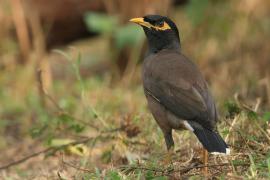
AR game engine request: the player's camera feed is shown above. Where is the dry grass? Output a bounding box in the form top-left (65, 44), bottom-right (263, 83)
top-left (0, 0), bottom-right (270, 179)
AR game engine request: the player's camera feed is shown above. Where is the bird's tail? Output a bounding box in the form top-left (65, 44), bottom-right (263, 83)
top-left (193, 127), bottom-right (230, 155)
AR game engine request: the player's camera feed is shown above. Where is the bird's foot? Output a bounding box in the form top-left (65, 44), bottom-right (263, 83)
top-left (162, 148), bottom-right (175, 165)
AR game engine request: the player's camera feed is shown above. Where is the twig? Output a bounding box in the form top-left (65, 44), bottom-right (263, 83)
top-left (225, 114), bottom-right (239, 142)
top-left (254, 98), bottom-right (261, 112)
top-left (37, 69), bottom-right (63, 112)
top-left (0, 140), bottom-right (87, 171)
top-left (0, 135), bottom-right (103, 171)
top-left (0, 147), bottom-right (53, 170)
top-left (119, 162), bottom-right (251, 176)
top-left (62, 159), bottom-right (93, 173)
top-left (119, 165), bottom-right (173, 176)
top-left (176, 163), bottom-right (250, 174)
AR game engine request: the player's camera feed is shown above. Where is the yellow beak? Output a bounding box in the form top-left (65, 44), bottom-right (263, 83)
top-left (129, 17), bottom-right (152, 28)
top-left (129, 17), bottom-right (145, 24)
top-left (129, 17), bottom-right (171, 31)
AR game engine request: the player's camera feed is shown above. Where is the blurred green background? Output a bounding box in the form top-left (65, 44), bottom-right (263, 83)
top-left (0, 0), bottom-right (270, 179)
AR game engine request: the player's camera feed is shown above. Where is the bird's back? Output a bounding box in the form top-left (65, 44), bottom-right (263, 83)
top-left (143, 49), bottom-right (218, 129)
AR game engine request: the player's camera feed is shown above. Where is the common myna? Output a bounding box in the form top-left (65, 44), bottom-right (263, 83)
top-left (130, 15), bottom-right (229, 155)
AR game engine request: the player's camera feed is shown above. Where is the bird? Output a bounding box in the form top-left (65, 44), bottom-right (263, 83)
top-left (129, 15), bottom-right (230, 157)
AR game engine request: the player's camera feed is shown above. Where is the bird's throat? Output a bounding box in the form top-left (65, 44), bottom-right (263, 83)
top-left (146, 33), bottom-right (181, 54)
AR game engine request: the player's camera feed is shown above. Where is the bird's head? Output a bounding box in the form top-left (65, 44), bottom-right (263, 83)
top-left (130, 15), bottom-right (181, 54)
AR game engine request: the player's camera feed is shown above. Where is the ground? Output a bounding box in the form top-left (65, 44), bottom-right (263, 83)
top-left (1, 0), bottom-right (270, 179)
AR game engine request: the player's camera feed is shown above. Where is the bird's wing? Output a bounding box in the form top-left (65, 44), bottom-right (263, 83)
top-left (143, 51), bottom-right (216, 129)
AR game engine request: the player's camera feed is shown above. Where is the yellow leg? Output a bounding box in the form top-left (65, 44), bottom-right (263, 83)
top-left (202, 148), bottom-right (208, 176)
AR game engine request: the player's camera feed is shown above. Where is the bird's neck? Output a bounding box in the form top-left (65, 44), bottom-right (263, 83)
top-left (147, 35), bottom-right (181, 54)
top-left (148, 41), bottom-right (181, 54)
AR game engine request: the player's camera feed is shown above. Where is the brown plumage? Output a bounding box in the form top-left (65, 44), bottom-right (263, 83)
top-left (130, 15), bottom-right (229, 154)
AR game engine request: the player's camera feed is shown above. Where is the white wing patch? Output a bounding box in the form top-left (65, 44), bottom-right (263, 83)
top-left (183, 121), bottom-right (194, 131)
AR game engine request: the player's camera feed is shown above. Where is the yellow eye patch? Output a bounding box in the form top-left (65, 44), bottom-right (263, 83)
top-left (130, 17), bottom-right (171, 31)
top-left (153, 22), bottom-right (171, 31)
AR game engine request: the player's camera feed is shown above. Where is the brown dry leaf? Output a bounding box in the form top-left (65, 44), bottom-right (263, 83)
top-left (121, 115), bottom-right (141, 138)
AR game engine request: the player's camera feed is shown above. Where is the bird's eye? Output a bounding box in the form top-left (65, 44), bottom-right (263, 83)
top-left (156, 21), bottom-right (164, 27)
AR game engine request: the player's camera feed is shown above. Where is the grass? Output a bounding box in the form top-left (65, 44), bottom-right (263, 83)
top-left (1, 0), bottom-right (270, 179)
top-left (0, 53), bottom-right (269, 179)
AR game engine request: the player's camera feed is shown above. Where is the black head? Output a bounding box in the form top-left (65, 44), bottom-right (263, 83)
top-left (130, 15), bottom-right (181, 54)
